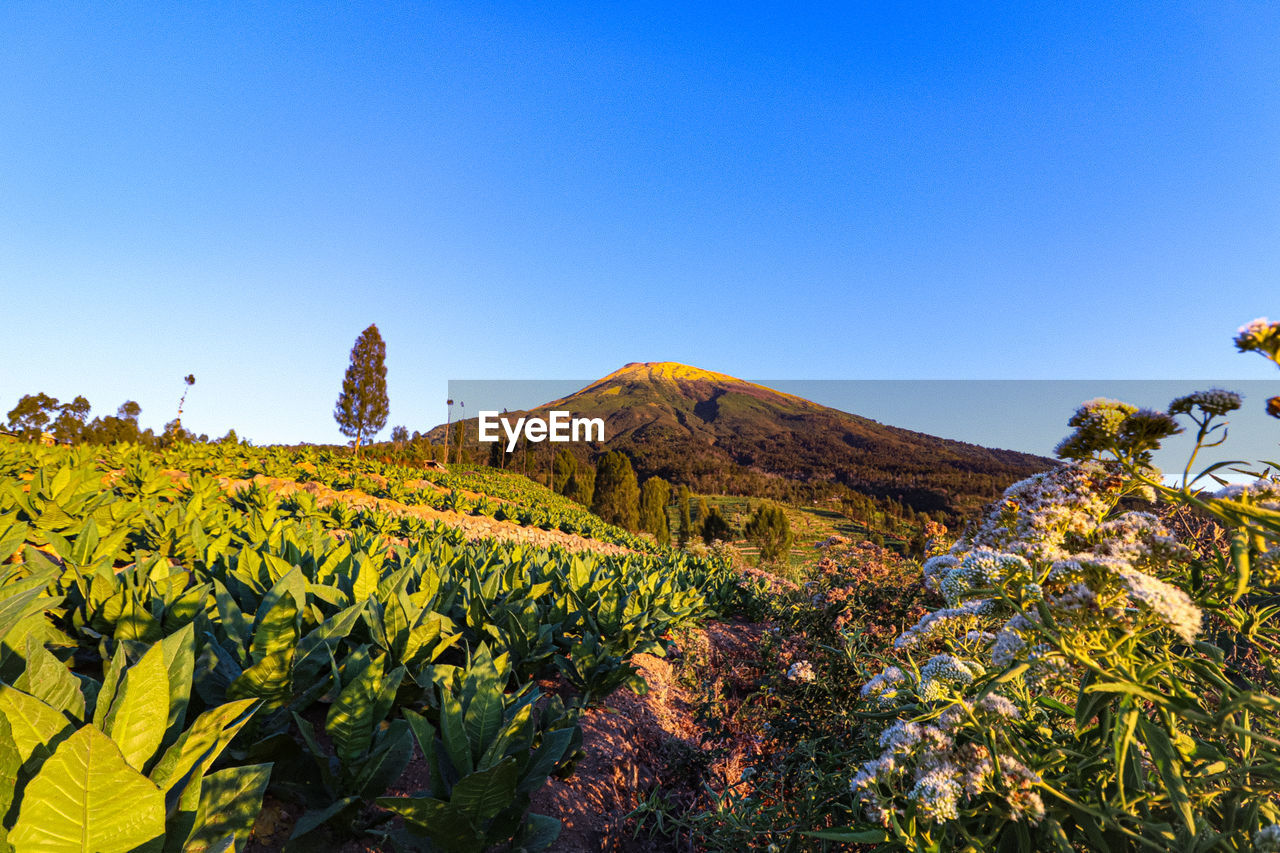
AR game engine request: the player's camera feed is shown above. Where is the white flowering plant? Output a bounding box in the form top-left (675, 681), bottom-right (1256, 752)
top-left (839, 323), bottom-right (1280, 852)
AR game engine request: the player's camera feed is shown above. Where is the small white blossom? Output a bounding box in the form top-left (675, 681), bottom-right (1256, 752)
top-left (1254, 824), bottom-right (1280, 852)
top-left (910, 765), bottom-right (962, 822)
top-left (976, 694), bottom-right (1020, 719)
top-left (786, 660), bottom-right (816, 683)
top-left (1116, 566), bottom-right (1202, 642)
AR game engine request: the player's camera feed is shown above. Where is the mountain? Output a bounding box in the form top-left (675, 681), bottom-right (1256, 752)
top-left (429, 362), bottom-right (1053, 519)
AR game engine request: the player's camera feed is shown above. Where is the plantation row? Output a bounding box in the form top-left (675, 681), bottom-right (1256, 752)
top-left (0, 442), bottom-right (744, 851)
top-left (66, 441), bottom-right (657, 551)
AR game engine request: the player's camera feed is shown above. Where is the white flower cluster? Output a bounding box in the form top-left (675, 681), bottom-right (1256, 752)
top-left (895, 600), bottom-right (989, 649)
top-left (1214, 477), bottom-right (1280, 511)
top-left (962, 462), bottom-right (1118, 563)
top-left (1114, 565), bottom-right (1202, 643)
top-left (918, 654), bottom-right (982, 702)
top-left (922, 554), bottom-right (959, 593)
top-left (1256, 824), bottom-right (1280, 853)
top-left (851, 699), bottom-right (1044, 827)
top-left (786, 660), bottom-right (816, 683)
top-left (1091, 512), bottom-right (1188, 560)
top-left (935, 551), bottom-right (1033, 607)
top-left (860, 666), bottom-right (909, 709)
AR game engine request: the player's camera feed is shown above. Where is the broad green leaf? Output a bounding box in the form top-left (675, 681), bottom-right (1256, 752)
top-left (516, 726), bottom-right (573, 794)
top-left (93, 643), bottom-right (127, 729)
top-left (293, 601), bottom-right (365, 684)
top-left (10, 725), bottom-right (165, 853)
top-left (161, 624), bottom-right (196, 747)
top-left (439, 689), bottom-right (473, 776)
top-left (327, 655), bottom-right (401, 766)
top-left (0, 574), bottom-right (56, 644)
top-left (0, 713), bottom-right (21, 853)
top-left (247, 592), bottom-right (299, 663)
top-left (288, 796), bottom-right (361, 842)
top-left (520, 813), bottom-right (561, 852)
top-left (15, 637), bottom-right (85, 721)
top-left (102, 640), bottom-right (170, 771)
top-left (353, 558), bottom-right (378, 604)
top-left (212, 581), bottom-right (249, 656)
top-left (350, 720), bottom-right (413, 800)
top-left (463, 679), bottom-right (504, 763)
top-left (451, 756), bottom-right (518, 822)
top-left (0, 685), bottom-right (74, 771)
top-left (376, 796), bottom-right (482, 853)
top-left (183, 763), bottom-right (272, 853)
top-left (150, 699), bottom-right (258, 794)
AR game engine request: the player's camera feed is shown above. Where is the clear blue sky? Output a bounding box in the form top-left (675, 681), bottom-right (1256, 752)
top-left (3, 2), bottom-right (1278, 445)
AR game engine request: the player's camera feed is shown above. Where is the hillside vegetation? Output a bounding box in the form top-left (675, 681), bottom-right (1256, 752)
top-left (428, 362), bottom-right (1052, 521)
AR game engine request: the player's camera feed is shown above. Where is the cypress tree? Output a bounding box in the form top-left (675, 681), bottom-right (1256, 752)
top-left (639, 476), bottom-right (671, 546)
top-left (333, 324), bottom-right (389, 455)
top-left (744, 502), bottom-right (794, 564)
top-left (677, 485), bottom-right (693, 548)
top-left (700, 505), bottom-right (732, 545)
top-left (591, 450), bottom-right (640, 531)
top-left (553, 448), bottom-right (577, 494)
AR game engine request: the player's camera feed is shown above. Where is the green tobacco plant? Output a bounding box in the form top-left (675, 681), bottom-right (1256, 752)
top-left (553, 630), bottom-right (646, 707)
top-left (0, 627), bottom-right (269, 853)
top-left (286, 651), bottom-right (412, 842)
top-left (379, 646), bottom-right (578, 852)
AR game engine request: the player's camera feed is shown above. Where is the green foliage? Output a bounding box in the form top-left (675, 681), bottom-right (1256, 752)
top-left (837, 375), bottom-right (1280, 848)
top-left (639, 476), bottom-right (671, 546)
top-left (5, 394), bottom-right (60, 442)
top-left (552, 448), bottom-right (577, 495)
top-left (743, 501), bottom-right (792, 564)
top-left (591, 450), bottom-right (639, 531)
top-left (379, 646), bottom-right (577, 852)
top-left (677, 485), bottom-right (693, 548)
top-left (700, 505), bottom-right (732, 545)
top-left (287, 652), bottom-right (412, 839)
top-left (333, 324), bottom-right (389, 453)
top-left (1, 628), bottom-right (267, 853)
top-left (0, 439), bottom-right (737, 851)
top-left (564, 463), bottom-right (594, 507)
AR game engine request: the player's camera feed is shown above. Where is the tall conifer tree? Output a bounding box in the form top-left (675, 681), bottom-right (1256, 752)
top-left (333, 324), bottom-right (389, 455)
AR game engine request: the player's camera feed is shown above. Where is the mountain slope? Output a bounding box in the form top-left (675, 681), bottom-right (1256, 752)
top-left (432, 362), bottom-right (1053, 518)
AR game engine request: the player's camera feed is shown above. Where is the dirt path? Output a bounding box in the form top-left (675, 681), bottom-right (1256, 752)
top-left (531, 620), bottom-right (769, 851)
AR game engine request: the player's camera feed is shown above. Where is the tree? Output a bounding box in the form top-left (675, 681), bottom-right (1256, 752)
top-left (5, 393), bottom-right (60, 441)
top-left (333, 324), bottom-right (389, 455)
top-left (591, 451), bottom-right (639, 531)
top-left (391, 425), bottom-right (409, 444)
top-left (639, 476), bottom-right (671, 546)
top-left (552, 448), bottom-right (578, 494)
top-left (51, 396), bottom-right (91, 443)
top-left (677, 485), bottom-right (693, 548)
top-left (744, 502), bottom-right (793, 564)
top-left (700, 505), bottom-right (733, 545)
top-left (565, 465), bottom-right (594, 507)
